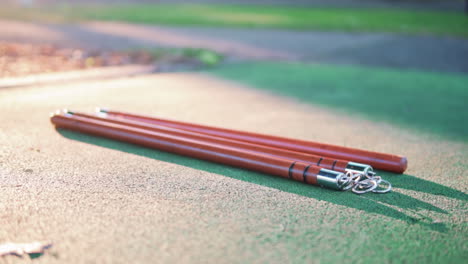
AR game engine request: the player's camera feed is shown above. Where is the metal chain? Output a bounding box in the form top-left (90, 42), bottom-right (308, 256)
top-left (338, 171), bottom-right (392, 194)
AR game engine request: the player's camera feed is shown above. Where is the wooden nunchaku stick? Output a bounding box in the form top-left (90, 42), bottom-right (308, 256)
top-left (74, 111), bottom-right (373, 177)
top-left (94, 110), bottom-right (391, 193)
top-left (50, 111), bottom-right (388, 193)
top-left (99, 109), bottom-right (407, 174)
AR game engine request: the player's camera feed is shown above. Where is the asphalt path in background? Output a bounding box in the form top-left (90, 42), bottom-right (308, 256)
top-left (1, 20), bottom-right (468, 73)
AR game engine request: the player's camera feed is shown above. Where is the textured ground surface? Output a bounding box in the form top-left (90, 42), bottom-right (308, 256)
top-left (0, 69), bottom-right (467, 263)
top-left (2, 20), bottom-right (468, 73)
top-left (1, 9), bottom-right (467, 263)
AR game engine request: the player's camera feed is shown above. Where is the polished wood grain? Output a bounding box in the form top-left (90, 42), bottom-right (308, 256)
top-left (103, 110), bottom-right (407, 173)
top-left (74, 111), bottom-right (350, 173)
top-left (51, 113), bottom-right (325, 186)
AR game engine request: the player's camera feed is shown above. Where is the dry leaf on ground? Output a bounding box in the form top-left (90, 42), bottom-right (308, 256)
top-left (0, 241), bottom-right (52, 257)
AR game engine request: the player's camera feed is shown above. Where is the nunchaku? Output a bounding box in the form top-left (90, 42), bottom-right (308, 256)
top-left (50, 109), bottom-right (407, 194)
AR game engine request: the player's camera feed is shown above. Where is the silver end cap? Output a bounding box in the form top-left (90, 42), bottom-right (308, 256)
top-left (345, 162), bottom-right (374, 177)
top-left (317, 169), bottom-right (344, 190)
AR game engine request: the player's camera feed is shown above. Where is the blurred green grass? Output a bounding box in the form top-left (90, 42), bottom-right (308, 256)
top-left (2, 4), bottom-right (468, 37)
top-left (208, 62), bottom-right (468, 142)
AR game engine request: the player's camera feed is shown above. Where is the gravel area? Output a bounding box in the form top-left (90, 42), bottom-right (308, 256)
top-left (0, 42), bottom-right (153, 78)
top-left (0, 42), bottom-right (219, 78)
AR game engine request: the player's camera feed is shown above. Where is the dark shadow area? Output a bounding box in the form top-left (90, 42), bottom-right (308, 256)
top-left (382, 172), bottom-right (468, 201)
top-left (58, 129), bottom-right (463, 232)
top-left (209, 62), bottom-right (468, 142)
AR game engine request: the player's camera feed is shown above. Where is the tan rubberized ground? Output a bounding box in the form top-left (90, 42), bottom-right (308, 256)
top-left (1, 73), bottom-right (466, 263)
